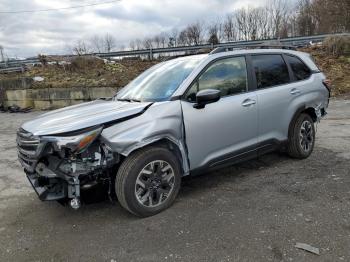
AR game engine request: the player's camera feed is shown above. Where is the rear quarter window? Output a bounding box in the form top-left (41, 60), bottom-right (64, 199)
top-left (285, 55), bottom-right (311, 81)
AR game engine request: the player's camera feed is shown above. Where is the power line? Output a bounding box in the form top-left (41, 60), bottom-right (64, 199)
top-left (0, 0), bottom-right (121, 14)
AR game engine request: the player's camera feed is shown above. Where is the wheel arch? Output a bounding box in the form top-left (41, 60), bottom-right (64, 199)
top-left (288, 105), bottom-right (317, 138)
top-left (303, 107), bottom-right (318, 122)
top-left (121, 137), bottom-right (190, 176)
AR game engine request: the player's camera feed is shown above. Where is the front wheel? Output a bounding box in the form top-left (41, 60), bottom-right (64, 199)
top-left (115, 147), bottom-right (181, 217)
top-left (287, 113), bottom-right (315, 159)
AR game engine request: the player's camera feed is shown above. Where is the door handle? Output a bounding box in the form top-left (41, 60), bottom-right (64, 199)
top-left (290, 88), bottom-right (301, 95)
top-left (242, 99), bottom-right (256, 107)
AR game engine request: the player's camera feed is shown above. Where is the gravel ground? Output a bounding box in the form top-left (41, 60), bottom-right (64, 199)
top-left (0, 99), bottom-right (349, 262)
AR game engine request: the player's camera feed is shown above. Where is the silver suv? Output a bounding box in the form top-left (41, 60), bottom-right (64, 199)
top-left (17, 48), bottom-right (330, 217)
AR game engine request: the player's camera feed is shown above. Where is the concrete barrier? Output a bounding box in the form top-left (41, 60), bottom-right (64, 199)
top-left (3, 86), bottom-right (118, 110)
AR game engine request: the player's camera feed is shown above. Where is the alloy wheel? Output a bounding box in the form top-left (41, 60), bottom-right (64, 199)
top-left (299, 120), bottom-right (314, 152)
top-left (134, 160), bottom-right (175, 207)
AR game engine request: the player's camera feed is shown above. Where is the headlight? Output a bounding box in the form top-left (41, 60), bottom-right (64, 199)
top-left (43, 126), bottom-right (103, 154)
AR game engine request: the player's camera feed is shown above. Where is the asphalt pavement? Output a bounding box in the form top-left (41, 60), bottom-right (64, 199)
top-left (0, 98), bottom-right (349, 261)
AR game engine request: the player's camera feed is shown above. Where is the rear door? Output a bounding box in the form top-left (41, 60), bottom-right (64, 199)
top-left (181, 56), bottom-right (258, 170)
top-left (251, 54), bottom-right (297, 145)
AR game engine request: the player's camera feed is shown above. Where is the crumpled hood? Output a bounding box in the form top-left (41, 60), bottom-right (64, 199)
top-left (21, 100), bottom-right (152, 136)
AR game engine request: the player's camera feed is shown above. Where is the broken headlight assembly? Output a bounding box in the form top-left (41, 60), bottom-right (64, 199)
top-left (43, 126), bottom-right (103, 155)
top-left (39, 126), bottom-right (111, 177)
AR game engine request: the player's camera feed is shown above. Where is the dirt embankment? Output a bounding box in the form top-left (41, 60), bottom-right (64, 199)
top-left (301, 46), bottom-right (350, 96)
top-left (0, 58), bottom-right (158, 90)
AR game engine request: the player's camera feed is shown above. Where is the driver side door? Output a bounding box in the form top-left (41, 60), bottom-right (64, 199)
top-left (180, 56), bottom-right (258, 171)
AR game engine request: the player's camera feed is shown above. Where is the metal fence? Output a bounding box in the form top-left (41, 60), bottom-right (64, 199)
top-left (0, 32), bottom-right (349, 72)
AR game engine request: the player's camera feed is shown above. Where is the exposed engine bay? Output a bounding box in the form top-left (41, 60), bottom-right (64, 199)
top-left (18, 126), bottom-right (119, 209)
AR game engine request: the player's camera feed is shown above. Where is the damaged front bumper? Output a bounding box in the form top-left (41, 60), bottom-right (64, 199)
top-left (26, 173), bottom-right (67, 201)
top-left (17, 128), bottom-right (116, 208)
top-left (24, 157), bottom-right (112, 209)
top-left (25, 163), bottom-right (80, 202)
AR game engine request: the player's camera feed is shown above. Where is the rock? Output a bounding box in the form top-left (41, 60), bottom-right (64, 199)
top-left (295, 242), bottom-right (320, 255)
top-left (33, 76), bottom-right (44, 82)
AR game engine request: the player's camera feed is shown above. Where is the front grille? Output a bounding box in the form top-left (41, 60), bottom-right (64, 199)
top-left (17, 128), bottom-right (40, 172)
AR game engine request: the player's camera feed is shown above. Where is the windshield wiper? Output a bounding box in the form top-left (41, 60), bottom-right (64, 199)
top-left (117, 98), bottom-right (141, 102)
top-left (130, 98), bottom-right (141, 102)
top-left (117, 98), bottom-right (131, 102)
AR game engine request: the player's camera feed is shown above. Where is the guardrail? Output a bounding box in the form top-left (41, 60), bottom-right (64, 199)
top-left (0, 67), bottom-right (24, 73)
top-left (0, 32), bottom-right (348, 70)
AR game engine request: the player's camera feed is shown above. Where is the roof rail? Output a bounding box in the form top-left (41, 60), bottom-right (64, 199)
top-left (210, 44), bottom-right (296, 55)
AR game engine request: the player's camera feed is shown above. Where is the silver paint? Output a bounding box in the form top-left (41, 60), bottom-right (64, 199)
top-left (101, 100), bottom-right (190, 174)
top-left (22, 99), bottom-right (152, 136)
top-left (19, 49), bottom-right (329, 177)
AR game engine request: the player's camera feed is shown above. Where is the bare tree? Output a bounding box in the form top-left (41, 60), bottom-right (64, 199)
top-left (268, 0), bottom-right (289, 38)
top-left (178, 29), bottom-right (188, 46)
top-left (135, 39), bottom-right (143, 50)
top-left (207, 22), bottom-right (220, 44)
top-left (151, 33), bottom-right (168, 48)
top-left (104, 33), bottom-right (116, 53)
top-left (78, 0), bottom-right (349, 55)
top-left (311, 0), bottom-right (349, 34)
top-left (90, 35), bottom-right (103, 53)
top-left (142, 38), bottom-right (154, 49)
top-left (223, 14), bottom-right (236, 42)
top-left (235, 8), bottom-right (250, 40)
top-left (255, 7), bottom-right (271, 39)
top-left (72, 40), bottom-right (90, 55)
top-left (129, 40), bottom-right (136, 51)
top-left (295, 0), bottom-right (316, 36)
top-left (168, 28), bottom-right (178, 47)
top-left (186, 22), bottom-right (204, 45)
top-left (153, 35), bottom-right (162, 48)
top-left (159, 32), bottom-right (168, 48)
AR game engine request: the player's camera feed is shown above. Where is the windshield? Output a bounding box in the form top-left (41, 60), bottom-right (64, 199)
top-left (116, 56), bottom-right (203, 102)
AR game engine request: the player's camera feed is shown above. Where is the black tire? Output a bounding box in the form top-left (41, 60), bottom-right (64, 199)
top-left (287, 113), bottom-right (315, 159)
top-left (115, 147), bottom-right (182, 217)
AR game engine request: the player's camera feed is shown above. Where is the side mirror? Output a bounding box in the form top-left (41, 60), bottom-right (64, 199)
top-left (194, 89), bottom-right (221, 109)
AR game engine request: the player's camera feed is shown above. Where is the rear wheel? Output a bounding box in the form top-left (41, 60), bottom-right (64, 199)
top-left (116, 147), bottom-right (181, 217)
top-left (287, 113), bottom-right (315, 159)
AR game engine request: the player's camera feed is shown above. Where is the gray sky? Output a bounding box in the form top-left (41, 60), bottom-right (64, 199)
top-left (0, 0), bottom-right (267, 58)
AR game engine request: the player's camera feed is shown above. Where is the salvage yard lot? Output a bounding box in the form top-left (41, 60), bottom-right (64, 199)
top-left (0, 98), bottom-right (350, 261)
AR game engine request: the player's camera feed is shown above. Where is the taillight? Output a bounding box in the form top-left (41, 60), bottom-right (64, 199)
top-left (322, 79), bottom-right (332, 92)
top-left (322, 79), bottom-right (332, 95)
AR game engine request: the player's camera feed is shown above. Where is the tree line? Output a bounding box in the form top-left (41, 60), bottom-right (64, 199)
top-left (75, 0), bottom-right (348, 54)
top-left (126, 0), bottom-right (349, 51)
top-left (1, 0), bottom-right (349, 59)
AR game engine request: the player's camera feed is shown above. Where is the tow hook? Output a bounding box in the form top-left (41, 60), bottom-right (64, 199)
top-left (68, 177), bottom-right (81, 210)
top-left (70, 197), bottom-right (81, 209)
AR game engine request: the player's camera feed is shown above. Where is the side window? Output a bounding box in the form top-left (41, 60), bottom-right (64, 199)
top-left (285, 55), bottom-right (311, 81)
top-left (186, 56), bottom-right (247, 102)
top-left (251, 54), bottom-right (290, 89)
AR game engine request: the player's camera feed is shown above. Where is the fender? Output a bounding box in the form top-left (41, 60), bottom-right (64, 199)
top-left (120, 135), bottom-right (190, 176)
top-left (100, 100), bottom-right (191, 176)
top-left (287, 104), bottom-right (321, 138)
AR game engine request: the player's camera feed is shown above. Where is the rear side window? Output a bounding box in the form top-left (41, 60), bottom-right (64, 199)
top-left (285, 55), bottom-right (311, 80)
top-left (251, 55), bottom-right (290, 89)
